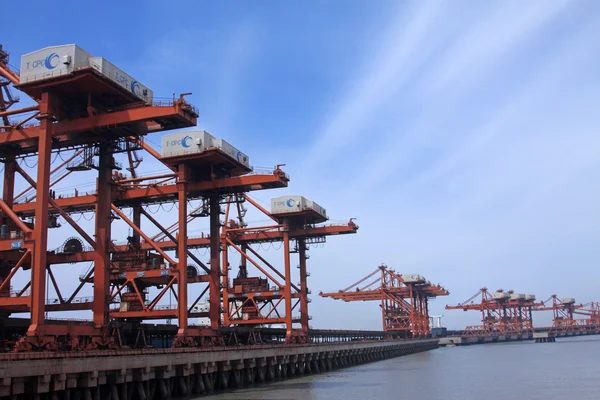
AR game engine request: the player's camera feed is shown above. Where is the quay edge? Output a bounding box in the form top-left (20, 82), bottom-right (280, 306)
top-left (0, 339), bottom-right (438, 399)
top-left (438, 330), bottom-right (600, 346)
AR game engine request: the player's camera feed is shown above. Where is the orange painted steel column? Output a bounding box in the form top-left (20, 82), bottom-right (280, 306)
top-left (529, 305), bottom-right (534, 329)
top-left (239, 243), bottom-right (248, 277)
top-left (283, 221), bottom-right (293, 338)
top-left (298, 238), bottom-right (309, 335)
top-left (1, 156), bottom-right (16, 296)
top-left (424, 294), bottom-right (430, 336)
top-left (209, 195), bottom-right (221, 332)
top-left (480, 291), bottom-right (486, 332)
top-left (29, 92), bottom-right (52, 333)
top-left (176, 164), bottom-right (189, 337)
top-left (93, 143), bottom-right (112, 329)
top-left (408, 284), bottom-right (415, 338)
top-left (221, 229), bottom-right (230, 325)
top-left (2, 156), bottom-right (15, 214)
top-left (132, 205), bottom-right (142, 246)
top-left (380, 268), bottom-right (387, 333)
top-left (381, 296), bottom-right (387, 333)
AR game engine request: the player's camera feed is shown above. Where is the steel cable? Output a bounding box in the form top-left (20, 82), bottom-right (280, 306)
top-left (188, 200), bottom-right (201, 209)
top-left (22, 157), bottom-right (38, 168)
top-left (82, 212), bottom-right (94, 221)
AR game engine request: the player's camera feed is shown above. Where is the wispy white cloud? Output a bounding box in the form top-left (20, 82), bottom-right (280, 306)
top-left (403, 18), bottom-right (600, 205)
top-left (426, 0), bottom-right (570, 92)
top-left (303, 2), bottom-right (447, 167)
top-left (346, 1), bottom-right (574, 197)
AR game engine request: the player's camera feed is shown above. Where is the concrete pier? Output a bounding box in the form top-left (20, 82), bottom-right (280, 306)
top-left (439, 335), bottom-right (530, 346)
top-left (533, 332), bottom-right (556, 343)
top-left (0, 339), bottom-right (438, 399)
top-left (438, 329), bottom-right (600, 346)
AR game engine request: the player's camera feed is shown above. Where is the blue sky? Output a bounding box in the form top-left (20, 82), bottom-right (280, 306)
top-left (3, 1), bottom-right (600, 329)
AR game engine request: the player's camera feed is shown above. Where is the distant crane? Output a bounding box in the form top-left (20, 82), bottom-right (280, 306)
top-left (576, 302), bottom-right (600, 328)
top-left (533, 295), bottom-right (588, 334)
top-left (320, 265), bottom-right (449, 338)
top-left (446, 288), bottom-right (542, 337)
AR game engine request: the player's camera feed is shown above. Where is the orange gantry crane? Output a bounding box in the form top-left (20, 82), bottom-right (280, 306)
top-left (220, 195), bottom-right (358, 343)
top-left (0, 43), bottom-right (358, 351)
top-left (445, 288), bottom-right (542, 337)
top-left (0, 43), bottom-right (200, 351)
top-left (320, 265), bottom-right (449, 338)
top-left (576, 302), bottom-right (600, 329)
top-left (532, 295), bottom-right (596, 334)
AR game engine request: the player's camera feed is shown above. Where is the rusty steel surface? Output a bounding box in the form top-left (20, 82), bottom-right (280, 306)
top-left (320, 265), bottom-right (449, 338)
top-left (0, 43), bottom-right (361, 353)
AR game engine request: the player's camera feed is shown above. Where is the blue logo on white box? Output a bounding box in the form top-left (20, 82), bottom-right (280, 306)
top-left (286, 199), bottom-right (296, 207)
top-left (130, 80), bottom-right (140, 95)
top-left (44, 53), bottom-right (59, 69)
top-left (181, 136), bottom-right (192, 148)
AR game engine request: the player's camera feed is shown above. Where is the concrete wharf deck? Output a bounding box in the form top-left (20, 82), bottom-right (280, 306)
top-left (0, 339), bottom-right (438, 399)
top-left (438, 329), bottom-right (599, 346)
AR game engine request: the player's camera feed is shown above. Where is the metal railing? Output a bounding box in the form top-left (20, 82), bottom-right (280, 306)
top-left (19, 67), bottom-right (74, 84)
top-left (247, 167), bottom-right (290, 181)
top-left (46, 296), bottom-right (95, 305)
top-left (109, 303), bottom-right (178, 312)
top-left (154, 304), bottom-right (178, 311)
top-left (45, 317), bottom-right (93, 324)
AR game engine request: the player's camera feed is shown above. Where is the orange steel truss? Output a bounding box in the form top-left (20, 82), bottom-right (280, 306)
top-left (446, 288), bottom-right (542, 337)
top-left (576, 302), bottom-right (600, 329)
top-left (220, 194), bottom-right (358, 343)
top-left (533, 295), bottom-right (594, 334)
top-left (320, 265), bottom-right (449, 338)
top-left (0, 44), bottom-right (357, 351)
